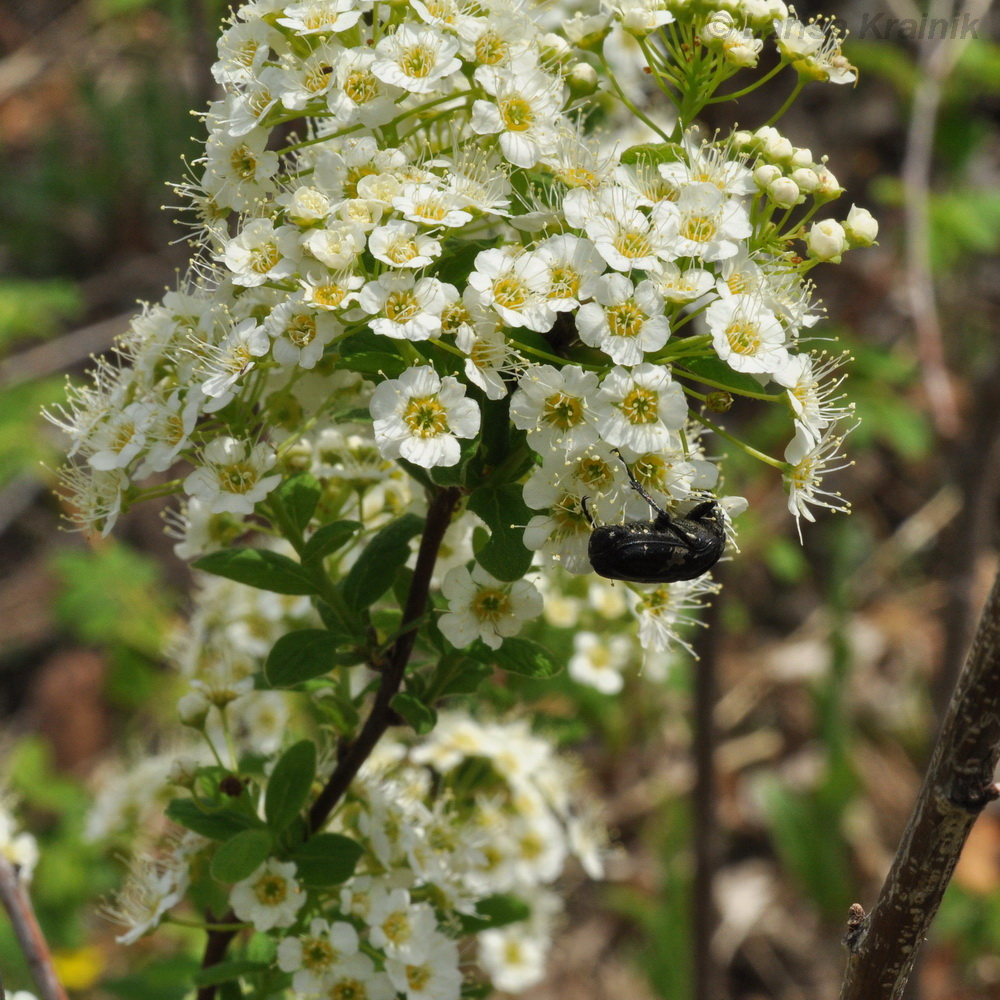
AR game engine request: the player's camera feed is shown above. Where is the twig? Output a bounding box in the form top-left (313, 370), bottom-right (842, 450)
top-left (692, 576), bottom-right (723, 1000)
top-left (194, 486), bottom-right (462, 1000)
top-left (0, 856), bottom-right (68, 1000)
top-left (838, 562), bottom-right (1000, 1000)
top-left (900, 0), bottom-right (993, 438)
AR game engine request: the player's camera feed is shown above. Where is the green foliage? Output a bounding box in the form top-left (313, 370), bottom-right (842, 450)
top-left (340, 513), bottom-right (424, 611)
top-left (474, 637), bottom-right (562, 678)
top-left (287, 834), bottom-right (364, 886)
top-left (467, 484), bottom-right (533, 581)
top-left (211, 830), bottom-right (274, 884)
top-left (51, 542), bottom-right (174, 657)
top-left (0, 377), bottom-right (65, 486)
top-left (391, 690), bottom-right (437, 734)
top-left (165, 798), bottom-right (264, 842)
top-left (265, 629), bottom-right (347, 687)
top-left (0, 279), bottom-right (82, 349)
top-left (457, 894), bottom-right (532, 933)
top-left (272, 472), bottom-right (321, 533)
top-left (301, 520), bottom-right (362, 563)
top-left (194, 548), bottom-right (319, 596)
top-left (264, 741), bottom-right (317, 831)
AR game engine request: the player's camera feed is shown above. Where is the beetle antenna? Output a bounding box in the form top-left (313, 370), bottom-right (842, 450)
top-left (580, 495), bottom-right (596, 527)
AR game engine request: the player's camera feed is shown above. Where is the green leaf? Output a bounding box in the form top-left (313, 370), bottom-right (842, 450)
top-left (341, 513), bottom-right (424, 611)
top-left (335, 351), bottom-right (406, 379)
top-left (434, 237), bottom-right (501, 287)
top-left (165, 799), bottom-right (263, 841)
top-left (675, 357), bottom-right (784, 397)
top-left (288, 833), bottom-right (364, 886)
top-left (302, 520), bottom-right (362, 563)
top-left (467, 485), bottom-right (533, 581)
top-left (193, 961), bottom-right (273, 988)
top-left (274, 473), bottom-right (321, 532)
top-left (193, 548), bottom-right (317, 596)
top-left (391, 691), bottom-right (437, 735)
top-left (439, 660), bottom-right (493, 697)
top-left (265, 741), bottom-right (317, 831)
top-left (265, 629), bottom-right (346, 687)
top-left (619, 141), bottom-right (682, 166)
top-left (480, 637), bottom-right (562, 678)
top-left (210, 829), bottom-right (273, 884)
top-left (458, 893), bottom-right (531, 933)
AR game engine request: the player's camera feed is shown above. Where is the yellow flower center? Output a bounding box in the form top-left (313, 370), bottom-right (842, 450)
top-left (681, 215), bottom-right (718, 243)
top-left (440, 301), bottom-right (471, 335)
top-left (344, 164), bottom-right (377, 199)
top-left (303, 938), bottom-right (335, 971)
top-left (382, 911), bottom-right (412, 945)
top-left (329, 977), bottom-right (366, 1000)
top-left (384, 290), bottom-right (421, 322)
top-left (613, 230), bottom-right (652, 260)
top-left (287, 313), bottom-right (317, 346)
top-left (400, 44), bottom-right (435, 78)
top-left (500, 97), bottom-right (534, 132)
top-left (542, 391), bottom-right (584, 430)
top-left (230, 144), bottom-right (259, 180)
top-left (548, 266), bottom-right (580, 299)
top-left (620, 386), bottom-right (659, 424)
top-left (606, 301), bottom-right (645, 339)
top-left (473, 587), bottom-right (511, 622)
top-left (385, 238), bottom-right (420, 264)
top-left (305, 63), bottom-right (333, 93)
top-left (253, 874), bottom-right (288, 905)
top-left (725, 321), bottom-right (760, 356)
top-left (557, 166), bottom-right (600, 189)
top-left (315, 283), bottom-right (346, 308)
top-left (574, 455), bottom-right (614, 489)
top-left (250, 243), bottom-right (280, 274)
top-left (476, 31), bottom-right (507, 64)
top-left (403, 396), bottom-right (450, 437)
top-left (344, 68), bottom-right (379, 105)
top-left (406, 964), bottom-right (432, 991)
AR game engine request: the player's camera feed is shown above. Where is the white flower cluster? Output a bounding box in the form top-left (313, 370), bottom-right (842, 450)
top-left (100, 706), bottom-right (605, 998)
top-left (0, 798), bottom-right (40, 884)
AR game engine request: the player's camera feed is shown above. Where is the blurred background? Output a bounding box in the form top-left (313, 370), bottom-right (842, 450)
top-left (1, 0), bottom-right (999, 998)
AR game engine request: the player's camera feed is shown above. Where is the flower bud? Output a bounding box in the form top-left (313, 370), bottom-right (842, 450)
top-left (844, 204), bottom-right (878, 246)
top-left (732, 129), bottom-right (754, 149)
top-left (564, 11), bottom-right (613, 50)
top-left (540, 32), bottom-right (571, 66)
top-left (813, 165), bottom-right (844, 201)
top-left (762, 132), bottom-right (794, 162)
top-left (789, 147), bottom-right (813, 168)
top-left (723, 30), bottom-right (763, 67)
top-left (169, 756), bottom-right (200, 788)
top-left (789, 167), bottom-right (819, 193)
top-left (706, 391), bottom-right (734, 413)
top-left (178, 691), bottom-right (211, 728)
top-left (806, 219), bottom-right (847, 262)
top-left (567, 62), bottom-right (599, 98)
top-left (753, 164), bottom-right (782, 189)
top-left (286, 187), bottom-right (331, 226)
top-left (768, 176), bottom-right (801, 208)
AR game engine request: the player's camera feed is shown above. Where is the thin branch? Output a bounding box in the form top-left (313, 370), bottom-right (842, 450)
top-left (194, 486), bottom-right (462, 1000)
top-left (838, 562), bottom-right (1000, 1000)
top-left (0, 857), bottom-right (69, 1000)
top-left (900, 0), bottom-right (992, 438)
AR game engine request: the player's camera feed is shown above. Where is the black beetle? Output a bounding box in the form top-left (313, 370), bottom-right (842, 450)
top-left (582, 461), bottom-right (726, 584)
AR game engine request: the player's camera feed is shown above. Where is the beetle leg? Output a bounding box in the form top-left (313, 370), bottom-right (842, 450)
top-left (652, 512), bottom-right (701, 551)
top-left (618, 454), bottom-right (670, 518)
top-left (581, 495), bottom-right (596, 527)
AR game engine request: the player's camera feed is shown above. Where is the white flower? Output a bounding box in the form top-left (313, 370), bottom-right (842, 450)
top-left (594, 363), bottom-right (688, 452)
top-left (632, 575), bottom-right (721, 656)
top-left (183, 437), bottom-right (282, 515)
top-left (844, 204), bottom-right (878, 246)
top-left (277, 918), bottom-right (360, 995)
top-left (534, 234), bottom-right (605, 311)
top-left (203, 128), bottom-right (278, 212)
top-left (299, 268), bottom-right (366, 312)
top-left (369, 220), bottom-right (442, 269)
top-left (200, 319), bottom-right (270, 399)
top-left (302, 221), bottom-right (367, 269)
top-left (805, 219), bottom-right (846, 262)
top-left (265, 299), bottom-right (341, 368)
top-left (87, 401), bottom-right (155, 471)
top-left (220, 219), bottom-right (300, 287)
top-left (229, 858), bottom-right (306, 932)
top-left (470, 68), bottom-right (564, 169)
top-left (704, 296), bottom-right (791, 377)
top-left (568, 632), bottom-right (632, 693)
top-left (373, 24), bottom-right (462, 94)
top-left (105, 845), bottom-right (192, 945)
top-left (478, 925), bottom-right (547, 992)
top-left (137, 391), bottom-right (202, 476)
top-left (366, 887), bottom-right (438, 963)
top-left (322, 952), bottom-right (396, 1000)
top-left (360, 273), bottom-right (455, 341)
top-left (456, 322), bottom-right (518, 400)
top-left (0, 807), bottom-right (39, 884)
top-left (782, 421), bottom-right (856, 536)
top-left (773, 351), bottom-right (853, 444)
top-left (392, 184), bottom-right (473, 229)
top-left (439, 563), bottom-right (543, 650)
top-left (583, 187), bottom-right (677, 271)
top-left (576, 273), bottom-right (670, 365)
top-left (370, 366), bottom-right (480, 467)
top-left (277, 0), bottom-right (363, 35)
top-left (329, 48), bottom-right (401, 127)
top-left (385, 932), bottom-right (462, 1000)
top-left (467, 249), bottom-right (555, 333)
top-left (666, 182), bottom-right (752, 261)
top-left (614, 0), bottom-right (675, 35)
top-left (509, 364), bottom-right (600, 453)
top-left (650, 261), bottom-right (715, 303)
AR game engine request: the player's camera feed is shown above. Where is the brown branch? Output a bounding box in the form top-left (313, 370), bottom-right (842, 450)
top-left (195, 485), bottom-right (462, 1000)
top-left (838, 563), bottom-right (1000, 1000)
top-left (0, 856), bottom-right (69, 1000)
